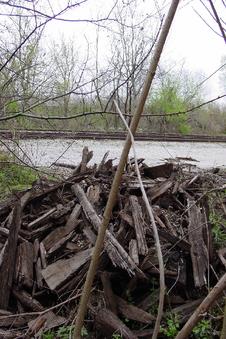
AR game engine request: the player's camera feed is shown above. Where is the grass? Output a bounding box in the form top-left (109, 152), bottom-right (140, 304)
top-left (0, 151), bottom-right (38, 199)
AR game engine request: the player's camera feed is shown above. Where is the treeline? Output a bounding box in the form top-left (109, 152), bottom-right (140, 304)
top-left (0, 0), bottom-right (225, 135)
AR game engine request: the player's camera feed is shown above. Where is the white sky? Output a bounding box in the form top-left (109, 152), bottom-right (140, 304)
top-left (45, 0), bottom-right (226, 99)
top-left (163, 0), bottom-right (225, 97)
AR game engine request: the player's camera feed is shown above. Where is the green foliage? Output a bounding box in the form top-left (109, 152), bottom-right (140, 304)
top-left (209, 210), bottom-right (226, 247)
top-left (148, 71), bottom-right (201, 134)
top-left (160, 313), bottom-right (180, 338)
top-left (42, 331), bottom-right (54, 339)
top-left (192, 319), bottom-right (212, 338)
top-left (7, 101), bottom-right (19, 113)
top-left (42, 325), bottom-right (88, 338)
top-left (0, 151), bottom-right (37, 198)
top-left (112, 333), bottom-right (123, 339)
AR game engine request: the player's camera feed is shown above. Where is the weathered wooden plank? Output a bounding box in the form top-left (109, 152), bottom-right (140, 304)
top-left (72, 183), bottom-right (143, 277)
top-left (130, 195), bottom-right (148, 255)
top-left (0, 242), bottom-right (7, 267)
top-left (16, 241), bottom-right (34, 289)
top-left (146, 224), bottom-right (190, 252)
top-left (83, 226), bottom-right (97, 245)
top-left (48, 231), bottom-right (74, 256)
top-left (170, 298), bottom-right (203, 323)
top-left (0, 329), bottom-right (22, 338)
top-left (95, 308), bottom-right (138, 339)
top-left (42, 204), bottom-right (81, 252)
top-left (101, 271), bottom-right (117, 314)
top-left (64, 203), bottom-right (81, 230)
top-left (27, 207), bottom-right (56, 230)
top-left (73, 146), bottom-right (93, 174)
top-left (119, 210), bottom-right (133, 227)
top-left (0, 192), bottom-right (31, 309)
top-left (129, 239), bottom-right (139, 265)
top-left (143, 163), bottom-right (174, 179)
top-left (51, 201), bottom-right (75, 219)
top-left (116, 296), bottom-right (155, 324)
top-left (148, 178), bottom-right (173, 201)
top-left (0, 312), bottom-right (29, 328)
top-left (86, 185), bottom-right (100, 204)
top-left (35, 257), bottom-right (43, 289)
top-left (33, 239), bottom-right (39, 263)
top-left (13, 289), bottom-right (44, 312)
top-left (187, 197), bottom-right (208, 287)
top-left (0, 227), bottom-right (25, 242)
top-left (30, 223), bottom-right (53, 240)
top-left (39, 242), bottom-right (47, 269)
top-left (41, 247), bottom-right (93, 290)
top-left (28, 311), bottom-right (66, 335)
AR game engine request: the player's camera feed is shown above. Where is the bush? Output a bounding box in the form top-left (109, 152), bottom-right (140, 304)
top-left (0, 151), bottom-right (37, 198)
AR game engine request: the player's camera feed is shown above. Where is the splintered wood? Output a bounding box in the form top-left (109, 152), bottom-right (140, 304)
top-left (0, 148), bottom-right (225, 338)
top-left (187, 197), bottom-right (208, 287)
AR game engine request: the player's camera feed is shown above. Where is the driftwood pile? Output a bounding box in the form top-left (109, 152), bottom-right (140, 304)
top-left (0, 148), bottom-right (225, 338)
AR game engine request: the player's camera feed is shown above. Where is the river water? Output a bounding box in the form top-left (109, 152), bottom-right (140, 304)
top-left (1, 138), bottom-right (226, 169)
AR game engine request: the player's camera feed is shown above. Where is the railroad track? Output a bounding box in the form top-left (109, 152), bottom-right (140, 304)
top-left (0, 129), bottom-right (226, 142)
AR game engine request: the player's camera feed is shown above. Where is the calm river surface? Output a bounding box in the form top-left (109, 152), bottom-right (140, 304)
top-left (2, 139), bottom-right (226, 169)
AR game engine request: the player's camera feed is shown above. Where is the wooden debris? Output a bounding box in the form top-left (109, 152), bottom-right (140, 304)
top-left (101, 271), bottom-right (117, 314)
top-left (16, 241), bottom-right (34, 289)
top-left (148, 178), bottom-right (173, 201)
top-left (0, 150), bottom-right (225, 337)
top-left (12, 289), bottom-right (44, 312)
top-left (187, 196), bottom-right (208, 287)
top-left (143, 162), bottom-right (174, 179)
top-left (39, 242), bottom-right (47, 269)
top-left (42, 204), bottom-right (81, 252)
top-left (41, 247), bottom-right (93, 290)
top-left (95, 308), bottom-right (138, 339)
top-left (27, 207), bottom-right (56, 230)
top-left (129, 239), bottom-right (139, 265)
top-left (72, 183), bottom-right (142, 276)
top-left (0, 192), bottom-right (30, 309)
top-left (130, 195), bottom-right (148, 255)
top-left (0, 329), bottom-right (22, 338)
top-left (116, 296), bottom-right (155, 323)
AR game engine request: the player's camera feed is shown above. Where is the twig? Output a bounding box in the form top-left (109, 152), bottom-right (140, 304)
top-left (114, 100), bottom-right (165, 339)
top-left (175, 272), bottom-right (226, 339)
top-left (0, 290), bottom-right (86, 320)
top-left (72, 1), bottom-right (180, 338)
top-left (208, 0), bottom-right (226, 43)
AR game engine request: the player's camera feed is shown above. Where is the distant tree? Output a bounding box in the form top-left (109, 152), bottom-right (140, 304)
top-left (50, 36), bottom-right (89, 116)
top-left (148, 68), bottom-right (203, 134)
top-left (0, 15), bottom-right (48, 115)
top-left (104, 0), bottom-right (162, 124)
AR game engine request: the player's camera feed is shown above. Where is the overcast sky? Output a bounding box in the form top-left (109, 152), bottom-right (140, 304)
top-left (163, 0), bottom-right (225, 98)
top-left (44, 0), bottom-right (226, 99)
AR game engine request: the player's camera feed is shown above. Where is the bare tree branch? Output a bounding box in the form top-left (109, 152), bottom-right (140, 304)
top-left (0, 94), bottom-right (224, 122)
top-left (208, 0), bottom-right (226, 43)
